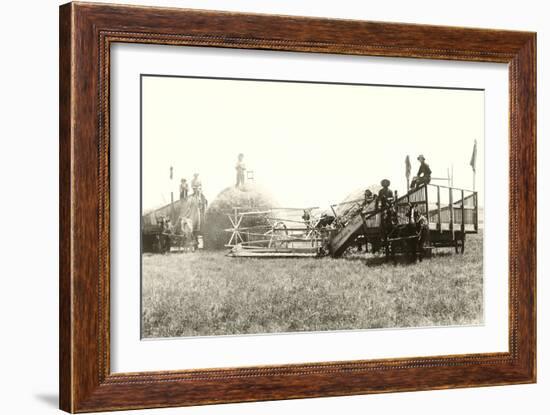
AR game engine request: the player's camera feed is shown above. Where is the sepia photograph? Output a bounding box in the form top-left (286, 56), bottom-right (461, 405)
top-left (51, 2), bottom-right (539, 412)
top-left (140, 74), bottom-right (484, 339)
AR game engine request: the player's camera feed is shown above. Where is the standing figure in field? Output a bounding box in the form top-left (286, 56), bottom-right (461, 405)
top-left (414, 207), bottom-right (429, 262)
top-left (355, 190), bottom-right (376, 252)
top-left (405, 203), bottom-right (429, 262)
top-left (191, 173), bottom-right (202, 196)
top-left (235, 153), bottom-right (246, 188)
top-left (376, 179), bottom-right (395, 256)
top-left (179, 178), bottom-right (189, 200)
top-left (411, 154), bottom-right (432, 189)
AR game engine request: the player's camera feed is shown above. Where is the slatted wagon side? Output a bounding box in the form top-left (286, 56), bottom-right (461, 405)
top-left (390, 184), bottom-right (479, 253)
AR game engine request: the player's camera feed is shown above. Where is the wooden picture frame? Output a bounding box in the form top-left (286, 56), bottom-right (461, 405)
top-left (59, 2), bottom-right (536, 412)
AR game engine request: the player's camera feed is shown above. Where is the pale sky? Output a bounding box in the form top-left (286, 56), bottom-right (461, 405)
top-left (142, 75), bottom-right (484, 211)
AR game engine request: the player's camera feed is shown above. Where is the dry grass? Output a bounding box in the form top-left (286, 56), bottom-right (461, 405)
top-left (142, 233), bottom-right (483, 338)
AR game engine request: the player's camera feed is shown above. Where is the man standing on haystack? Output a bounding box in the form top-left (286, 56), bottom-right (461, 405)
top-left (235, 153), bottom-right (246, 188)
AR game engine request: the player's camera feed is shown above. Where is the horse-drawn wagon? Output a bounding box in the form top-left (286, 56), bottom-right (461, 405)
top-left (225, 183), bottom-right (479, 262)
top-left (141, 193), bottom-right (207, 253)
top-left (329, 183), bottom-right (479, 261)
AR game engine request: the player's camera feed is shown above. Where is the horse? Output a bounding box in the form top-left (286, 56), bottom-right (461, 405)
top-left (384, 203), bottom-right (428, 263)
top-left (155, 216), bottom-right (172, 254)
top-left (173, 216), bottom-right (195, 252)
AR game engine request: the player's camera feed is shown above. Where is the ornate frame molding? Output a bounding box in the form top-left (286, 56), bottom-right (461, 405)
top-left (60, 2), bottom-right (536, 412)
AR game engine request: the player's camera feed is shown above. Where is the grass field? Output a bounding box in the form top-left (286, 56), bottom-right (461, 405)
top-left (142, 232), bottom-right (483, 338)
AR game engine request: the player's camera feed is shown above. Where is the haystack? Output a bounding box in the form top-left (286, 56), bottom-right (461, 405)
top-left (204, 184), bottom-right (277, 250)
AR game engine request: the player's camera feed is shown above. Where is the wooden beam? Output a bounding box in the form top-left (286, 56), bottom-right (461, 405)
top-left (437, 185), bottom-right (442, 233)
top-left (461, 189), bottom-right (465, 234)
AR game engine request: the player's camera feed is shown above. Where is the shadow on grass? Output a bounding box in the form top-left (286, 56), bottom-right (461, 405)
top-left (342, 249), bottom-right (458, 266)
top-left (340, 253), bottom-right (416, 266)
top-left (364, 256), bottom-right (421, 266)
top-left (431, 251), bottom-right (455, 258)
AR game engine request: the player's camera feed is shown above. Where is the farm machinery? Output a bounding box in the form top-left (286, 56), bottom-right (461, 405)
top-left (142, 193), bottom-right (207, 253)
top-left (225, 207), bottom-right (327, 257)
top-left (225, 183), bottom-right (478, 260)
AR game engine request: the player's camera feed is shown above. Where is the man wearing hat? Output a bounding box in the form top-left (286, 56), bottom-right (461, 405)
top-left (376, 179), bottom-right (393, 211)
top-left (376, 179), bottom-right (395, 236)
top-left (411, 154), bottom-right (432, 189)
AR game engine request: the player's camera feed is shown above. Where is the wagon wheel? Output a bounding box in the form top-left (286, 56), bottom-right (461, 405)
top-left (266, 221), bottom-right (289, 249)
top-left (388, 241), bottom-right (397, 264)
top-left (384, 238), bottom-right (392, 261)
top-left (454, 234), bottom-right (465, 254)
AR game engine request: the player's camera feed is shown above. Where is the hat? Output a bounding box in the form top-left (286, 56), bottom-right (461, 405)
top-left (381, 179), bottom-right (390, 187)
top-left (417, 154), bottom-right (426, 161)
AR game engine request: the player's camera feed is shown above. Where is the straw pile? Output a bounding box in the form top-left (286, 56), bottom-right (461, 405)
top-left (204, 184), bottom-right (276, 250)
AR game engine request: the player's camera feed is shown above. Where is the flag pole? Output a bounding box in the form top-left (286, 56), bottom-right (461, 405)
top-left (451, 164), bottom-right (454, 187)
top-left (170, 166), bottom-right (175, 221)
top-left (405, 155), bottom-right (411, 192)
top-left (470, 139), bottom-right (477, 191)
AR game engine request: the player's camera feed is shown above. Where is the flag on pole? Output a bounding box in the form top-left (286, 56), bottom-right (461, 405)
top-left (405, 155), bottom-right (411, 190)
top-left (451, 164), bottom-right (454, 187)
top-left (470, 140), bottom-right (477, 173)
